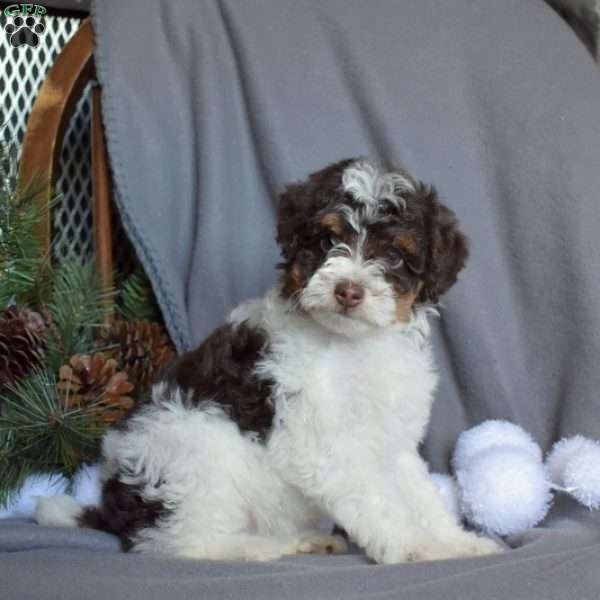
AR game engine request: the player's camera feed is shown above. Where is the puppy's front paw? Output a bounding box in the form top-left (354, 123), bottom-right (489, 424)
top-left (419, 533), bottom-right (505, 562)
top-left (375, 533), bottom-right (504, 564)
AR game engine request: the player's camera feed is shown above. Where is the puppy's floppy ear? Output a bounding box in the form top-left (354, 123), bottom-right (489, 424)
top-left (276, 183), bottom-right (310, 262)
top-left (417, 186), bottom-right (469, 304)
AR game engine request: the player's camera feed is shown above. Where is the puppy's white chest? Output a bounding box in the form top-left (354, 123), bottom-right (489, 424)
top-left (308, 339), bottom-right (396, 416)
top-left (270, 327), bottom-right (437, 445)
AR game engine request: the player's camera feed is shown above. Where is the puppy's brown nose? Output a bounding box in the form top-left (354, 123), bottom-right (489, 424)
top-left (334, 281), bottom-right (365, 308)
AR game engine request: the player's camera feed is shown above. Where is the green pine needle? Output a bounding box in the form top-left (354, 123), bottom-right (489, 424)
top-left (44, 261), bottom-right (116, 371)
top-left (0, 135), bottom-right (54, 311)
top-left (117, 268), bottom-right (160, 322)
top-left (0, 368), bottom-right (107, 506)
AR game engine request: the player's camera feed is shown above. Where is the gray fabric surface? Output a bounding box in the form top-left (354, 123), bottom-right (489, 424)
top-left (4, 0), bottom-right (600, 598)
top-left (2, 499), bottom-right (600, 599)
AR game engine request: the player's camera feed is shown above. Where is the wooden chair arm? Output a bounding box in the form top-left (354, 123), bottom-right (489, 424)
top-left (18, 17), bottom-right (113, 289)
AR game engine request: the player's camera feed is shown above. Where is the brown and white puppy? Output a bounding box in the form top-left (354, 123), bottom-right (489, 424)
top-left (37, 158), bottom-right (502, 563)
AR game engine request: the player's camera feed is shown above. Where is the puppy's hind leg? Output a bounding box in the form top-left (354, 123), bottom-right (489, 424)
top-left (295, 530), bottom-right (348, 555)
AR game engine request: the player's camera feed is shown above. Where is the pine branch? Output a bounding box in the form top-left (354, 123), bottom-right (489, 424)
top-left (44, 261), bottom-right (116, 371)
top-left (0, 368), bottom-right (106, 505)
top-left (0, 135), bottom-right (53, 311)
top-left (117, 269), bottom-right (160, 322)
top-left (0, 130), bottom-right (164, 505)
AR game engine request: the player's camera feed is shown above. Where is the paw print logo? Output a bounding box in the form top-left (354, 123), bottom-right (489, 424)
top-left (4, 16), bottom-right (45, 48)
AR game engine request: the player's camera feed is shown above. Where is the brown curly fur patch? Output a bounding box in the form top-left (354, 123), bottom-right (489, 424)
top-left (160, 321), bottom-right (275, 439)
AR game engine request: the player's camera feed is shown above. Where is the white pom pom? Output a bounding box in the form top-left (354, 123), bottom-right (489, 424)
top-left (457, 447), bottom-right (552, 536)
top-left (431, 473), bottom-right (461, 521)
top-left (561, 441), bottom-right (600, 510)
top-left (546, 436), bottom-right (597, 486)
top-left (453, 420), bottom-right (542, 472)
top-left (72, 463), bottom-right (102, 507)
top-left (0, 473), bottom-right (68, 520)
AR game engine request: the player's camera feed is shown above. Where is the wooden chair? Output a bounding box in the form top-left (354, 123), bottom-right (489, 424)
top-left (18, 18), bottom-right (113, 290)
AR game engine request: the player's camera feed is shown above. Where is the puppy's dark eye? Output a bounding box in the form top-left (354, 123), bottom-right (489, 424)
top-left (385, 248), bottom-right (404, 267)
top-left (320, 233), bottom-right (339, 252)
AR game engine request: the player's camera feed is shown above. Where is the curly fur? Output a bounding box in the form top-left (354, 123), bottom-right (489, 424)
top-left (277, 158), bottom-right (468, 306)
top-left (37, 158), bottom-right (501, 564)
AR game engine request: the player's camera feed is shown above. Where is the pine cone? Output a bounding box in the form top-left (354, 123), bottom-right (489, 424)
top-left (58, 353), bottom-right (135, 424)
top-left (96, 319), bottom-right (175, 389)
top-left (0, 306), bottom-right (46, 387)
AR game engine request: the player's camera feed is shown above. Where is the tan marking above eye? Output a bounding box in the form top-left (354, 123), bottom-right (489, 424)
top-left (393, 233), bottom-right (418, 253)
top-left (319, 212), bottom-right (344, 237)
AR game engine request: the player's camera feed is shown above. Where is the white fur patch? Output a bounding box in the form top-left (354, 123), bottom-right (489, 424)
top-left (36, 495), bottom-right (82, 528)
top-left (342, 159), bottom-right (414, 213)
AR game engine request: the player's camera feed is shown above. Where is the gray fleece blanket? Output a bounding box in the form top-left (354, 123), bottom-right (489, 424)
top-left (3, 0), bottom-right (600, 598)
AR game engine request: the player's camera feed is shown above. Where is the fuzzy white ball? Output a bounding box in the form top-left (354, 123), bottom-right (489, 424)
top-left (431, 473), bottom-right (461, 522)
top-left (72, 463), bottom-right (102, 507)
top-left (561, 442), bottom-right (600, 510)
top-left (0, 473), bottom-right (68, 520)
top-left (457, 446), bottom-right (552, 536)
top-left (546, 436), bottom-right (598, 486)
top-left (452, 420), bottom-right (542, 472)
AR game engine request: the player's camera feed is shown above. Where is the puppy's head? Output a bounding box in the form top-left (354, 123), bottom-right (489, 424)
top-left (277, 158), bottom-right (468, 337)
